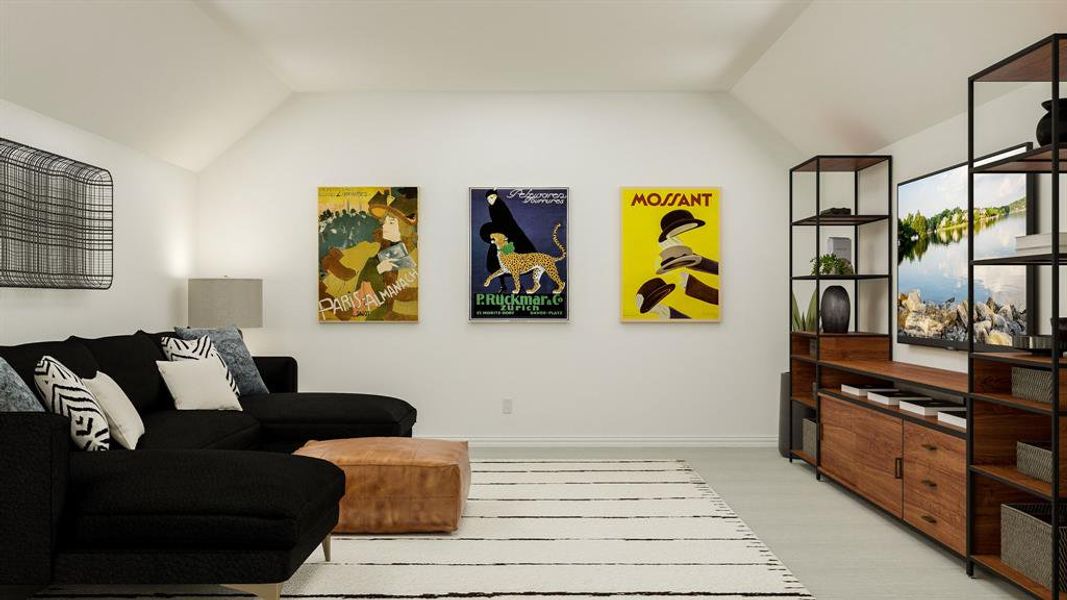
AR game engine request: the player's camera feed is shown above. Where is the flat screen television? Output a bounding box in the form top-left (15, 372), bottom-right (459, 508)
top-left (896, 143), bottom-right (1036, 350)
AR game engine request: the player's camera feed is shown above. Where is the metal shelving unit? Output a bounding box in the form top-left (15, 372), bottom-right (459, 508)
top-left (966, 33), bottom-right (1067, 600)
top-left (787, 154), bottom-right (893, 473)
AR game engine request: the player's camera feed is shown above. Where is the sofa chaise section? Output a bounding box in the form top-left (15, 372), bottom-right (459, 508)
top-left (0, 330), bottom-right (418, 599)
top-left (56, 449), bottom-right (343, 584)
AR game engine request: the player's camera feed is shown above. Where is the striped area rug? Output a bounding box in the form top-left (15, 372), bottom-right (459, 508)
top-left (43, 459), bottom-right (812, 599)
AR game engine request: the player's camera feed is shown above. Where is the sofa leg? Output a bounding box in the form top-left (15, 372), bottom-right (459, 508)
top-left (322, 533), bottom-right (332, 562)
top-left (223, 582), bottom-right (283, 600)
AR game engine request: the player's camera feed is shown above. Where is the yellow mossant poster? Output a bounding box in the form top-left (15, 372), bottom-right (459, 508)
top-left (317, 187), bottom-right (419, 322)
top-left (620, 188), bottom-right (720, 322)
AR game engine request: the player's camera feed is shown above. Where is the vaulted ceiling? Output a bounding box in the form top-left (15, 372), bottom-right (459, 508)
top-left (1, 0), bottom-right (1064, 172)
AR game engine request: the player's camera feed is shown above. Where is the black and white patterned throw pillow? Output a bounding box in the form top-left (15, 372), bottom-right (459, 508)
top-left (160, 336), bottom-right (240, 396)
top-left (33, 356), bottom-right (110, 451)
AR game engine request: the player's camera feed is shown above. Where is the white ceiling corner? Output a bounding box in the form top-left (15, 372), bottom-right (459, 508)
top-left (731, 0), bottom-right (1067, 157)
top-left (0, 0), bottom-right (291, 171)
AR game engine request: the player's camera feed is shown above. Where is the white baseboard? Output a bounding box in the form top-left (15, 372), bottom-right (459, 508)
top-left (425, 436), bottom-right (777, 448)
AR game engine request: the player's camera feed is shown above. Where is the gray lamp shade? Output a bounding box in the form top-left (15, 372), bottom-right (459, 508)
top-left (188, 278), bottom-right (263, 328)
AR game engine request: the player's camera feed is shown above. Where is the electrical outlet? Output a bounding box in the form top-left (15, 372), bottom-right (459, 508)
top-left (502, 398), bottom-right (513, 415)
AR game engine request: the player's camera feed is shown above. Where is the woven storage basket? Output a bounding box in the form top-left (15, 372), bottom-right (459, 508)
top-left (1012, 367), bottom-right (1053, 404)
top-left (1002, 503), bottom-right (1067, 591)
top-left (802, 419), bottom-right (817, 457)
top-left (1017, 441), bottom-right (1054, 483)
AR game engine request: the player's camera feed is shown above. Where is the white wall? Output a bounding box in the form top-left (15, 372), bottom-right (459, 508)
top-left (195, 92), bottom-right (799, 443)
top-left (0, 100), bottom-right (196, 344)
top-left (880, 84), bottom-right (1065, 373)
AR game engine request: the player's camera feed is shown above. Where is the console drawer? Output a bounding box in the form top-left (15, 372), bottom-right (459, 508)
top-left (904, 421), bottom-right (965, 476)
top-left (903, 461), bottom-right (966, 554)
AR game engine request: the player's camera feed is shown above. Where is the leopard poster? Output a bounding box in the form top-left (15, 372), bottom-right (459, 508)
top-left (470, 188), bottom-right (568, 321)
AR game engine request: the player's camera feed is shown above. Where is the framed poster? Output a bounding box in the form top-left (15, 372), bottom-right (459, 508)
top-left (470, 187), bottom-right (568, 321)
top-left (317, 187), bottom-right (418, 322)
top-left (620, 188), bottom-right (720, 322)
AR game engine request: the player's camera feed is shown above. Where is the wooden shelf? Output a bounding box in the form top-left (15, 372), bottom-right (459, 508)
top-left (820, 358), bottom-right (968, 395)
top-left (975, 352), bottom-right (1067, 370)
top-left (790, 354), bottom-right (817, 364)
top-left (790, 393), bottom-right (816, 409)
top-left (791, 274), bottom-right (889, 281)
top-left (819, 389), bottom-right (966, 438)
top-left (790, 330), bottom-right (887, 338)
top-left (972, 554), bottom-right (1067, 600)
top-left (974, 253), bottom-right (1067, 266)
top-left (972, 391), bottom-right (1053, 415)
top-left (790, 449), bottom-right (816, 466)
top-left (972, 144), bottom-right (1067, 174)
top-left (791, 214), bottom-right (889, 227)
top-left (791, 155), bottom-right (891, 173)
top-left (971, 464), bottom-right (1056, 500)
top-left (972, 34), bottom-right (1067, 83)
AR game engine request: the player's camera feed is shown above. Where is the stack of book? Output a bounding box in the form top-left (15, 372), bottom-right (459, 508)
top-left (840, 384), bottom-right (896, 398)
top-left (866, 390), bottom-right (928, 406)
top-left (899, 398), bottom-right (965, 416)
top-left (1015, 233), bottom-right (1067, 257)
top-left (936, 410), bottom-right (968, 430)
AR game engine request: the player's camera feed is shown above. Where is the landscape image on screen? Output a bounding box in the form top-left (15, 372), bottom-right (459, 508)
top-left (897, 150), bottom-right (1029, 347)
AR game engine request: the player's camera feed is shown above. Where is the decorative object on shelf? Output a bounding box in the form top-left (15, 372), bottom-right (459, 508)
top-left (819, 207), bottom-right (852, 216)
top-left (820, 285), bottom-right (850, 333)
top-left (0, 138), bottom-right (113, 289)
top-left (1000, 503), bottom-right (1067, 592)
top-left (810, 254), bottom-right (854, 276)
top-left (1011, 366), bottom-right (1053, 404)
top-left (1036, 98), bottom-right (1067, 147)
top-left (620, 188), bottom-right (720, 322)
top-left (1016, 441), bottom-right (1053, 484)
top-left (790, 289), bottom-right (818, 332)
top-left (825, 237), bottom-right (852, 263)
top-left (187, 278), bottom-right (263, 328)
top-left (1013, 232), bottom-right (1067, 257)
top-left (801, 418), bottom-right (817, 457)
top-left (1053, 317), bottom-right (1067, 339)
top-left (318, 187), bottom-right (419, 322)
top-left (470, 188), bottom-right (568, 321)
top-left (1011, 334), bottom-right (1063, 353)
top-left (896, 143), bottom-right (1033, 349)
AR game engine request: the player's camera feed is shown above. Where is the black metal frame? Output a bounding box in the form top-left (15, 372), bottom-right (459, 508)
top-left (787, 155), bottom-right (893, 476)
top-left (965, 33), bottom-right (1065, 599)
top-left (896, 142), bottom-right (1039, 351)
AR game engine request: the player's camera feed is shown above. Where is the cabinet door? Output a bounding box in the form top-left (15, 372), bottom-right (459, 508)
top-left (819, 395), bottom-right (859, 487)
top-left (853, 407), bottom-right (904, 517)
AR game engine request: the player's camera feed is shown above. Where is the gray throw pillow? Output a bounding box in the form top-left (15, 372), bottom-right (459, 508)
top-left (174, 326), bottom-right (269, 396)
top-left (0, 357), bottom-right (43, 412)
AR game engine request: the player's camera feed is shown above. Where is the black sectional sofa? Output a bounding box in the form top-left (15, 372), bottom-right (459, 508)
top-left (0, 330), bottom-right (417, 600)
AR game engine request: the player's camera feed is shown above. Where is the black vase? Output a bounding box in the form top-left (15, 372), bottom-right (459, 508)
top-left (821, 285), bottom-right (851, 333)
top-left (1036, 99), bottom-right (1067, 146)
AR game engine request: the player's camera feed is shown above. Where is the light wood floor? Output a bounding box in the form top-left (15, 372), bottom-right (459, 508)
top-left (472, 446), bottom-right (1025, 600)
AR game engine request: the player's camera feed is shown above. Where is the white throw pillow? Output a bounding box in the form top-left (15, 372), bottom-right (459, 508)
top-left (33, 356), bottom-right (110, 451)
top-left (83, 372), bottom-right (145, 450)
top-left (157, 359), bottom-right (242, 411)
top-left (159, 336), bottom-right (240, 396)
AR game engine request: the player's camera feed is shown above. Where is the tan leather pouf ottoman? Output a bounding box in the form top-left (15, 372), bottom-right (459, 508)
top-left (293, 437), bottom-right (470, 533)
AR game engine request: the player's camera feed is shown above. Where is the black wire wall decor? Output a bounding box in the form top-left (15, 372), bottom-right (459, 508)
top-left (0, 138), bottom-right (113, 289)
